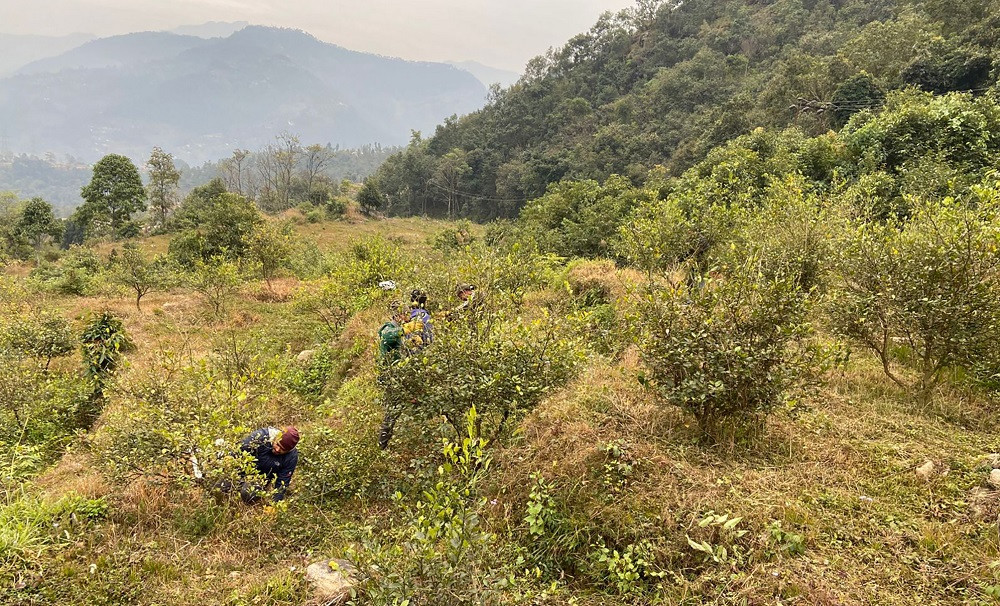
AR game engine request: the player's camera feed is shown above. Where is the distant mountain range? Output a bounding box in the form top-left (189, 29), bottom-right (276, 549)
top-left (0, 26), bottom-right (491, 164)
top-left (0, 33), bottom-right (96, 77)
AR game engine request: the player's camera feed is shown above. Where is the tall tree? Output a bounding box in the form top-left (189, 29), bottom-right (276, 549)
top-left (432, 149), bottom-right (472, 218)
top-left (302, 143), bottom-right (333, 191)
top-left (77, 154), bottom-right (147, 239)
top-left (145, 147), bottom-right (181, 229)
top-left (16, 197), bottom-right (63, 258)
top-left (220, 149), bottom-right (255, 201)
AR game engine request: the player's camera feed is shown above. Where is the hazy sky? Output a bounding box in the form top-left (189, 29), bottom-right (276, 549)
top-left (1, 0), bottom-right (637, 71)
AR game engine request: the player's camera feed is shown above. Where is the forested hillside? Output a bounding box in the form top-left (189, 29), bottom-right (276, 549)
top-left (370, 0), bottom-right (1000, 218)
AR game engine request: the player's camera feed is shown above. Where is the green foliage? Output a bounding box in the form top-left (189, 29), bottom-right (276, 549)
top-left (830, 192), bottom-right (1000, 398)
top-left (296, 375), bottom-right (391, 502)
top-left (832, 72), bottom-right (886, 127)
top-left (246, 221), bottom-right (293, 286)
top-left (3, 310), bottom-right (75, 370)
top-left (190, 256), bottom-right (245, 318)
top-left (95, 353), bottom-right (290, 488)
top-left (842, 91), bottom-right (1000, 205)
top-left (80, 311), bottom-right (132, 412)
top-left (591, 539), bottom-right (663, 597)
top-left (517, 175), bottom-right (654, 258)
top-left (371, 0), bottom-right (1000, 219)
top-left (108, 243), bottom-right (177, 311)
top-left (685, 511), bottom-right (749, 565)
top-left (0, 492), bottom-right (107, 570)
top-left (357, 177), bottom-right (385, 215)
top-left (76, 154), bottom-right (147, 240)
top-left (379, 296), bottom-right (582, 438)
top-left (636, 266), bottom-right (819, 440)
top-left (350, 409), bottom-right (512, 605)
top-left (431, 220), bottom-right (476, 251)
top-left (30, 247), bottom-right (104, 296)
top-left (10, 198), bottom-right (63, 259)
top-left (0, 356), bottom-right (91, 473)
top-left (145, 147), bottom-right (182, 230)
top-left (767, 521), bottom-right (806, 558)
top-left (168, 190), bottom-right (262, 267)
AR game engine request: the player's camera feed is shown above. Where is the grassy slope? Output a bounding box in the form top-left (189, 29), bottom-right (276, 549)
top-left (8, 216), bottom-right (1000, 605)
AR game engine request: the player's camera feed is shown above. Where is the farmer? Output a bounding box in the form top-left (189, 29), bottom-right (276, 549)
top-left (376, 301), bottom-right (411, 450)
top-left (235, 426), bottom-right (300, 503)
top-left (453, 283), bottom-right (477, 311)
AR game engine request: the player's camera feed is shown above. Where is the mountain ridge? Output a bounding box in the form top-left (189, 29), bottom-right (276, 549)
top-left (0, 26), bottom-right (488, 164)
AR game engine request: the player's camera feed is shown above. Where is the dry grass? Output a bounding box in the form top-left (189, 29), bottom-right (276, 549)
top-left (492, 348), bottom-right (1000, 605)
top-left (9, 217), bottom-right (1000, 605)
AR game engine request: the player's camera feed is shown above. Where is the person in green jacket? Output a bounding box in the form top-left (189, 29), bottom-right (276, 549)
top-left (377, 301), bottom-right (409, 449)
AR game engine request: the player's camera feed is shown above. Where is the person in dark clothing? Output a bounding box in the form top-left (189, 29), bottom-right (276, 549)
top-left (235, 426), bottom-right (300, 503)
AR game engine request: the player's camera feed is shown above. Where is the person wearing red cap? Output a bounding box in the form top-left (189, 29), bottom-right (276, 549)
top-left (237, 426), bottom-right (300, 502)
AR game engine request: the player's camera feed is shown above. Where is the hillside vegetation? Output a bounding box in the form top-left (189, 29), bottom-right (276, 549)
top-left (4, 1), bottom-right (1000, 605)
top-left (369, 0), bottom-right (1000, 219)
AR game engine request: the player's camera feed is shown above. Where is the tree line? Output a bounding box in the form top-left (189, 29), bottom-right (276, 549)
top-left (363, 0), bottom-right (999, 220)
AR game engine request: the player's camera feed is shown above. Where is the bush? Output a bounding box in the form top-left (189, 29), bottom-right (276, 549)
top-left (349, 412), bottom-right (512, 605)
top-left (3, 310), bottom-right (75, 370)
top-left (296, 376), bottom-right (389, 502)
top-left (167, 192), bottom-right (262, 267)
top-left (635, 266), bottom-right (820, 441)
top-left (30, 247), bottom-right (104, 296)
top-left (190, 256), bottom-right (245, 318)
top-left (108, 243), bottom-right (178, 311)
top-left (518, 176), bottom-right (653, 258)
top-left (95, 354), bottom-right (291, 489)
top-left (379, 294), bottom-right (583, 440)
top-left (0, 355), bottom-right (91, 473)
top-left (830, 192), bottom-right (1000, 399)
top-left (80, 311), bottom-right (132, 421)
top-left (246, 221), bottom-right (293, 287)
top-left (431, 220), bottom-right (476, 251)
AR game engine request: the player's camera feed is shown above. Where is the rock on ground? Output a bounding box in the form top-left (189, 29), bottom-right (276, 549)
top-left (915, 460), bottom-right (935, 482)
top-left (296, 349), bottom-right (316, 364)
top-left (305, 559), bottom-right (357, 605)
top-left (978, 454), bottom-right (1000, 471)
top-left (990, 469), bottom-right (1000, 489)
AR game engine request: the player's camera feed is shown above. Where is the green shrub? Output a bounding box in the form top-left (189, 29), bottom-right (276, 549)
top-left (108, 243), bottom-right (178, 311)
top-left (518, 176), bottom-right (653, 258)
top-left (635, 265), bottom-right (821, 441)
top-left (432, 220), bottom-right (476, 251)
top-left (349, 411), bottom-right (511, 605)
top-left (190, 256), bottom-right (245, 318)
top-left (95, 356), bottom-right (288, 489)
top-left (379, 295), bottom-right (583, 440)
top-left (30, 247), bottom-right (104, 296)
top-left (3, 310), bottom-right (75, 370)
top-left (830, 192), bottom-right (1000, 399)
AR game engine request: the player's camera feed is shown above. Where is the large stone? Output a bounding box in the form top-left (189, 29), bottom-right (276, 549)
top-left (978, 454), bottom-right (1000, 471)
top-left (990, 469), bottom-right (1000, 489)
top-left (915, 460), bottom-right (935, 482)
top-left (305, 559), bottom-right (357, 605)
top-left (296, 349), bottom-right (316, 364)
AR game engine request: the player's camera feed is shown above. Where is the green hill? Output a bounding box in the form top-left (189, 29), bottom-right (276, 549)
top-left (370, 0), bottom-right (999, 219)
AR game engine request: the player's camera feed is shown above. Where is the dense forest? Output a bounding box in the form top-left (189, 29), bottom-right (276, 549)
top-left (368, 0), bottom-right (1000, 219)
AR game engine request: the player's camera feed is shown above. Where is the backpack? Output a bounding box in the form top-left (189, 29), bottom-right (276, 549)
top-left (378, 321), bottom-right (404, 363)
top-left (402, 309), bottom-right (432, 351)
